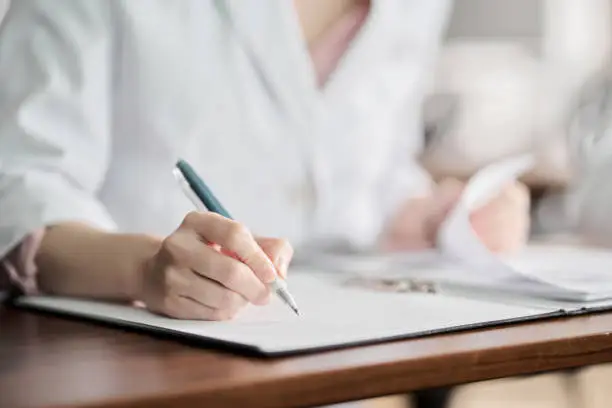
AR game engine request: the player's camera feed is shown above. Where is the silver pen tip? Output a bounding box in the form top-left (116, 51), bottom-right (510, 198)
top-left (291, 305), bottom-right (300, 316)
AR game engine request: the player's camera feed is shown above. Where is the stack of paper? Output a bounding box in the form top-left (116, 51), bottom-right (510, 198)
top-left (312, 155), bottom-right (612, 304)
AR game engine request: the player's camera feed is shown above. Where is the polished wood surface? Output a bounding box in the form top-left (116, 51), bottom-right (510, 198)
top-left (2, 307), bottom-right (612, 408)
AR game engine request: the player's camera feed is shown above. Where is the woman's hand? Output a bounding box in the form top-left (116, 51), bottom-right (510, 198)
top-left (468, 180), bottom-right (531, 253)
top-left (139, 211), bottom-right (293, 320)
top-left (383, 179), bottom-right (531, 254)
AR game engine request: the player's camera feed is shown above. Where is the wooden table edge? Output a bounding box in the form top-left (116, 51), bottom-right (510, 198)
top-left (59, 323), bottom-right (612, 408)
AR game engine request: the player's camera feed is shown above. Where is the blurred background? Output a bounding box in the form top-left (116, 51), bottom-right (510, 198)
top-left (422, 0), bottom-right (611, 187)
top-left (2, 0), bottom-right (609, 190)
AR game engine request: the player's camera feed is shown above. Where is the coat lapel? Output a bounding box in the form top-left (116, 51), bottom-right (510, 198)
top-left (219, 0), bottom-right (318, 124)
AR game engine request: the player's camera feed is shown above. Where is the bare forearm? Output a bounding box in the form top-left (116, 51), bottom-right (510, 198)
top-left (36, 223), bottom-right (162, 301)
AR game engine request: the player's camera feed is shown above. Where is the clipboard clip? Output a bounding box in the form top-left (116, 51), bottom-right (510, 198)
top-left (343, 276), bottom-right (440, 294)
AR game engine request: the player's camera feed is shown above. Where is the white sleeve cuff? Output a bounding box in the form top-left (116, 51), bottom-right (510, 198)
top-left (0, 170), bottom-right (116, 258)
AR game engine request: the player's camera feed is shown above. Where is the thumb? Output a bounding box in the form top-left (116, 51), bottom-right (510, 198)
top-left (255, 237), bottom-right (294, 279)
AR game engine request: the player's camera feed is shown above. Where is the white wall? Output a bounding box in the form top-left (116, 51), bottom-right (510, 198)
top-left (0, 0), bottom-right (8, 25)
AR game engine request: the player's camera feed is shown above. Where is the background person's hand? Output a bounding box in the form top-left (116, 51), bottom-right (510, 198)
top-left (468, 179), bottom-right (531, 253)
top-left (139, 211), bottom-right (293, 320)
top-left (383, 178), bottom-right (530, 254)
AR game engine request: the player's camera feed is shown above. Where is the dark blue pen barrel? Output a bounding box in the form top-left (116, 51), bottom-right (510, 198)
top-left (175, 159), bottom-right (233, 219)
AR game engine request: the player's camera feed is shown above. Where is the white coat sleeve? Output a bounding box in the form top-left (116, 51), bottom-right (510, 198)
top-left (376, 0), bottom-right (452, 229)
top-left (0, 0), bottom-right (116, 258)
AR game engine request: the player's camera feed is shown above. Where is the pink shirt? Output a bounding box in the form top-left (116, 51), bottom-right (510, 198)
top-left (0, 2), bottom-right (371, 296)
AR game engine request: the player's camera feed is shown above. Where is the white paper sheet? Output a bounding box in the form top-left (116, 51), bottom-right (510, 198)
top-left (16, 272), bottom-right (549, 354)
top-left (437, 154), bottom-right (535, 278)
top-left (503, 245), bottom-right (612, 295)
top-left (429, 154), bottom-right (612, 301)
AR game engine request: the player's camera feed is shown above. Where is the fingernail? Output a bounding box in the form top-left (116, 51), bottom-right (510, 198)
top-left (276, 254), bottom-right (289, 279)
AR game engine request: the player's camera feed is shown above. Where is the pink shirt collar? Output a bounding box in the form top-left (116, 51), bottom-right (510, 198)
top-left (308, 1), bottom-right (370, 87)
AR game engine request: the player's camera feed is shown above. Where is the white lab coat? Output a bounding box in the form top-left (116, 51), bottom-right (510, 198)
top-left (0, 0), bottom-right (452, 256)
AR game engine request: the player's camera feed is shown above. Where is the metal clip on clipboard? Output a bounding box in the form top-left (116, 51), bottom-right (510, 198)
top-left (344, 276), bottom-right (440, 294)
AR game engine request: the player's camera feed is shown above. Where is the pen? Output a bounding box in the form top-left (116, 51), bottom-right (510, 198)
top-left (173, 159), bottom-right (300, 316)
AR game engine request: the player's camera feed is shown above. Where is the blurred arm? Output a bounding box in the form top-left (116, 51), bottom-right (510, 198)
top-left (0, 1), bottom-right (151, 299)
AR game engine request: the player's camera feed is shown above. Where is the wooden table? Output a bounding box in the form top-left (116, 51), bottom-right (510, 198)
top-left (2, 307), bottom-right (612, 408)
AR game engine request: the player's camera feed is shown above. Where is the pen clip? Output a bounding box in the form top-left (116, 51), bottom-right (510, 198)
top-left (173, 168), bottom-right (208, 212)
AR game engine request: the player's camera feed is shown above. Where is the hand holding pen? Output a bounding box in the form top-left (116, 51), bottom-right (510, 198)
top-left (138, 160), bottom-right (298, 320)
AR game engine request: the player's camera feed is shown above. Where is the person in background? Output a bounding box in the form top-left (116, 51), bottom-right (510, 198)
top-left (438, 68), bottom-right (612, 408)
top-left (422, 1), bottom-right (612, 407)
